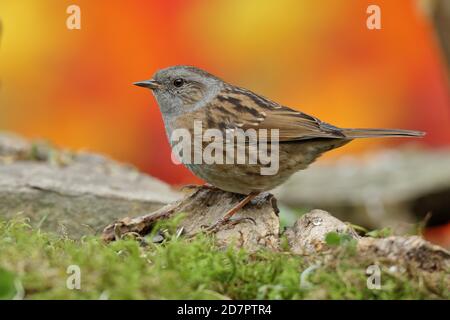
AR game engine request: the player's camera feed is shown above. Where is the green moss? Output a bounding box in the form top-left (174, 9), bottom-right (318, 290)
top-left (0, 218), bottom-right (448, 300)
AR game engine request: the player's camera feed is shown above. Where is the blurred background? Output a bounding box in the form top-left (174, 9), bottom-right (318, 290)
top-left (0, 0), bottom-right (449, 245)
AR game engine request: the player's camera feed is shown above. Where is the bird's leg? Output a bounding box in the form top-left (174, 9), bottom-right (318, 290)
top-left (204, 192), bottom-right (259, 232)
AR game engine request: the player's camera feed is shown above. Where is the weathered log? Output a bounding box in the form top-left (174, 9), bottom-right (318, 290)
top-left (357, 236), bottom-right (450, 272)
top-left (285, 209), bottom-right (449, 273)
top-left (103, 188), bottom-right (449, 274)
top-left (103, 187), bottom-right (280, 252)
top-left (0, 132), bottom-right (181, 237)
top-left (284, 209), bottom-right (359, 255)
top-left (2, 132), bottom-right (448, 274)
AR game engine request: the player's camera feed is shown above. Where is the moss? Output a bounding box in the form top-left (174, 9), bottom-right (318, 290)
top-left (0, 218), bottom-right (448, 300)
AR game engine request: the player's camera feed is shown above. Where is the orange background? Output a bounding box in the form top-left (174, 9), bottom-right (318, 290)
top-left (1, 0), bottom-right (449, 187)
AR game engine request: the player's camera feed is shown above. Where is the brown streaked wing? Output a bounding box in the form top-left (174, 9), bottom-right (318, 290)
top-left (208, 86), bottom-right (346, 141)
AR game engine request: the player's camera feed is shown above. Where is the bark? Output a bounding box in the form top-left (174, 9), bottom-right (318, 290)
top-left (0, 132), bottom-right (181, 237)
top-left (284, 209), bottom-right (360, 255)
top-left (102, 187), bottom-right (280, 252)
top-left (1, 132), bottom-right (448, 273)
top-left (103, 188), bottom-right (449, 274)
top-left (357, 236), bottom-right (450, 272)
top-left (285, 209), bottom-right (449, 272)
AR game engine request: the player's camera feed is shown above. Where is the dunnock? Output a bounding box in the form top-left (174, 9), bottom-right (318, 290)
top-left (135, 66), bottom-right (424, 229)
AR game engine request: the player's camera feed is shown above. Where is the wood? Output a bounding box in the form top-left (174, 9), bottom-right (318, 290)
top-left (0, 132), bottom-right (181, 237)
top-left (103, 188), bottom-right (449, 276)
top-left (2, 132), bottom-right (448, 275)
top-left (285, 209), bottom-right (449, 273)
top-left (102, 186), bottom-right (280, 252)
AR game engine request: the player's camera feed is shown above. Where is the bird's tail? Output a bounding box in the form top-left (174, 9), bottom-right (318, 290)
top-left (342, 128), bottom-right (425, 139)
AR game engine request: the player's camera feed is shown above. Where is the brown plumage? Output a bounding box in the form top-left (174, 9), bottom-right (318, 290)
top-left (170, 83), bottom-right (423, 194)
top-left (135, 65), bottom-right (425, 229)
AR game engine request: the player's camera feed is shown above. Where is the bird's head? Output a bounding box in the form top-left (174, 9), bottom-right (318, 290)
top-left (134, 65), bottom-right (224, 118)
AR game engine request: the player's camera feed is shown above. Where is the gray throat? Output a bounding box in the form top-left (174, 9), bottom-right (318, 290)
top-left (157, 82), bottom-right (224, 143)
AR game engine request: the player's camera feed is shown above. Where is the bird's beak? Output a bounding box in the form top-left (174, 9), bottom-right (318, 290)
top-left (133, 79), bottom-right (161, 90)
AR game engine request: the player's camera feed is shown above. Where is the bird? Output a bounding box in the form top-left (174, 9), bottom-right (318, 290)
top-left (134, 65), bottom-right (424, 230)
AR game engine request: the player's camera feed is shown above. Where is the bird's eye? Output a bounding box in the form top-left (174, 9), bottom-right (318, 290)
top-left (173, 78), bottom-right (184, 87)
